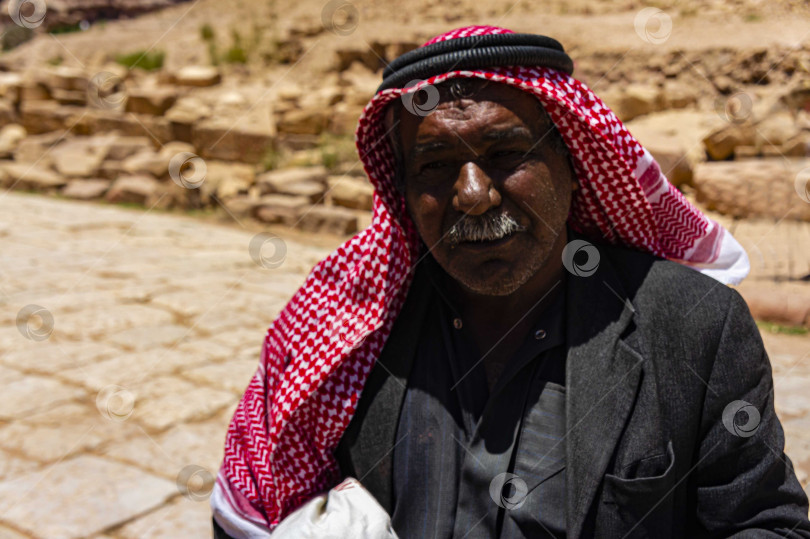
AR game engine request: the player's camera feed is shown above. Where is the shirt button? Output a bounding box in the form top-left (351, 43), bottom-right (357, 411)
top-left (534, 329), bottom-right (547, 340)
top-left (453, 318), bottom-right (463, 329)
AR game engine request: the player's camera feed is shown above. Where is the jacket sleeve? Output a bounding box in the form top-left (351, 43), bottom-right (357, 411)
top-left (691, 288), bottom-right (810, 536)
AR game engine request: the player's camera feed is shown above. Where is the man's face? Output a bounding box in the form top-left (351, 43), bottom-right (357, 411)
top-left (398, 81), bottom-right (576, 296)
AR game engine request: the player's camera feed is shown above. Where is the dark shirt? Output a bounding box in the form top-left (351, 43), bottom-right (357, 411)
top-left (391, 257), bottom-right (568, 538)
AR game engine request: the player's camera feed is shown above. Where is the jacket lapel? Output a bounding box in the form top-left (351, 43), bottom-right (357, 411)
top-left (564, 243), bottom-right (646, 538)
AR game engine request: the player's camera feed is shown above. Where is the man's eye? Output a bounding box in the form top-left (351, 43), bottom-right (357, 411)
top-left (421, 161), bottom-right (449, 171)
top-left (490, 150), bottom-right (524, 159)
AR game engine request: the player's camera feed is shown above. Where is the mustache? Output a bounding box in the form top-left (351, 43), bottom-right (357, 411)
top-left (447, 212), bottom-right (527, 246)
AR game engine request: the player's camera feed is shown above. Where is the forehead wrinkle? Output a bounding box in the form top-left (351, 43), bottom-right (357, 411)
top-left (481, 126), bottom-right (534, 142)
top-left (400, 92), bottom-right (549, 159)
top-left (409, 124), bottom-right (538, 161)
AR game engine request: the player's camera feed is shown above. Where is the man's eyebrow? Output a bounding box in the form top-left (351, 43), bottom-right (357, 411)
top-left (481, 126), bottom-right (535, 142)
top-left (408, 126), bottom-right (537, 159)
top-left (409, 140), bottom-right (453, 159)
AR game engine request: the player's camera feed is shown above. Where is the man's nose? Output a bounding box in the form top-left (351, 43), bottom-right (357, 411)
top-left (453, 161), bottom-right (501, 215)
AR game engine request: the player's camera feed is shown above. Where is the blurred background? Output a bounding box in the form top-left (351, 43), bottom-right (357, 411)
top-left (0, 0), bottom-right (809, 536)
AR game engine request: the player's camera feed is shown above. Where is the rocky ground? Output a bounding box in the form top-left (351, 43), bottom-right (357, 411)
top-left (0, 0), bottom-right (809, 536)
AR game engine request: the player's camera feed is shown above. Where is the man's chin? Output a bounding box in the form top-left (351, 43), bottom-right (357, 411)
top-left (447, 264), bottom-right (537, 297)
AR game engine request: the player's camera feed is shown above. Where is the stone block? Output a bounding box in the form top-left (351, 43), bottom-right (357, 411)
top-left (296, 205), bottom-right (358, 235)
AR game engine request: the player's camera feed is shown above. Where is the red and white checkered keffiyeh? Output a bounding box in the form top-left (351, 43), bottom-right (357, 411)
top-left (211, 25), bottom-right (749, 536)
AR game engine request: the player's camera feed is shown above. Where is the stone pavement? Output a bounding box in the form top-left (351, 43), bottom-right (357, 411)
top-left (0, 192), bottom-right (808, 537)
top-left (0, 192), bottom-right (332, 538)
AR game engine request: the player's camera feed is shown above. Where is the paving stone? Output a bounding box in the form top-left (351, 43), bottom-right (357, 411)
top-left (174, 339), bottom-right (237, 363)
top-left (150, 290), bottom-right (224, 319)
top-left (211, 327), bottom-right (267, 351)
top-left (59, 349), bottom-right (210, 391)
top-left (0, 524), bottom-right (29, 539)
top-left (131, 376), bottom-right (235, 432)
top-left (102, 419), bottom-right (227, 481)
top-left (184, 359), bottom-right (258, 395)
top-left (0, 376), bottom-right (84, 420)
top-left (0, 328), bottom-right (36, 352)
top-left (117, 495), bottom-right (214, 539)
top-left (0, 403), bottom-right (139, 463)
top-left (54, 304), bottom-right (174, 340)
top-left (784, 435), bottom-right (810, 488)
top-left (0, 364), bottom-right (24, 383)
top-left (193, 308), bottom-right (272, 336)
top-left (0, 448), bottom-right (39, 480)
top-left (0, 341), bottom-right (121, 373)
top-left (106, 324), bottom-right (191, 352)
top-left (0, 455), bottom-right (176, 538)
top-left (774, 375), bottom-right (810, 420)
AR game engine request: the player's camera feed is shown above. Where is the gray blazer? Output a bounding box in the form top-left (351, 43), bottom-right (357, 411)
top-left (335, 238), bottom-right (810, 537)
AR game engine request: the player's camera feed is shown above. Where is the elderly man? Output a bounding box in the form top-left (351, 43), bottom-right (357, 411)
top-left (212, 26), bottom-right (810, 537)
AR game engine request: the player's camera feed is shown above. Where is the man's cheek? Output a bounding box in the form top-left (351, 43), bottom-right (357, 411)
top-left (407, 192), bottom-right (440, 223)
